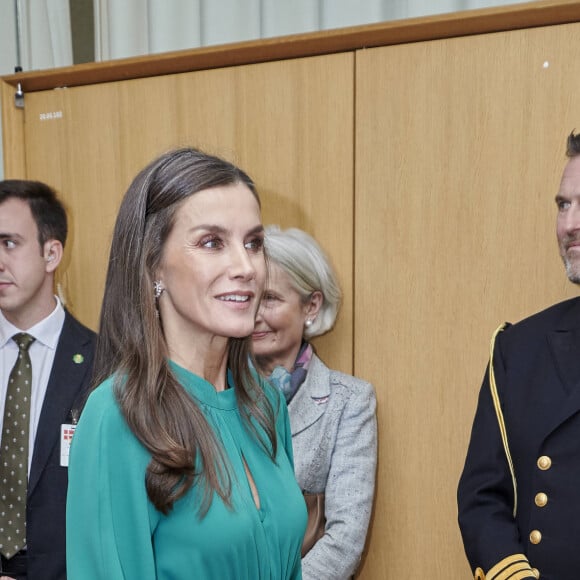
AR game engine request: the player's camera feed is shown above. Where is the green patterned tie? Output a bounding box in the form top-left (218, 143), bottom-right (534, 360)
top-left (0, 332), bottom-right (35, 559)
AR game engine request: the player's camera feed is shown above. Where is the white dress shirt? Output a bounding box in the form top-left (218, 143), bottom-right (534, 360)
top-left (0, 296), bottom-right (65, 475)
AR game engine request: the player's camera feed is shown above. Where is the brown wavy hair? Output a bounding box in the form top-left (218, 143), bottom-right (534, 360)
top-left (91, 147), bottom-right (276, 515)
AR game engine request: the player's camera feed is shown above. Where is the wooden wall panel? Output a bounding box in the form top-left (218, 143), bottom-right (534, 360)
top-left (18, 53), bottom-right (354, 372)
top-left (355, 22), bottom-right (580, 579)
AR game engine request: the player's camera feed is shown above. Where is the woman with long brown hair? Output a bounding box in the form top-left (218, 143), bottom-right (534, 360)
top-left (66, 148), bottom-right (306, 579)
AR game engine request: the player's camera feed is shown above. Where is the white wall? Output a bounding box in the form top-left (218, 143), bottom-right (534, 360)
top-left (94, 0), bottom-right (531, 61)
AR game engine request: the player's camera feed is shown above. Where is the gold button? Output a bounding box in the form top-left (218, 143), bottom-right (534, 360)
top-left (537, 456), bottom-right (552, 470)
top-left (474, 568), bottom-right (484, 580)
top-left (535, 492), bottom-right (548, 507)
top-left (531, 568), bottom-right (540, 578)
top-left (530, 530), bottom-right (542, 544)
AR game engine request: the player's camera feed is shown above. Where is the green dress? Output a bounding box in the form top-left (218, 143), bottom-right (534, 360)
top-left (66, 362), bottom-right (306, 579)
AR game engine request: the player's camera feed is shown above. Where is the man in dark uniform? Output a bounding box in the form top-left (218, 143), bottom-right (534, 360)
top-left (0, 180), bottom-right (96, 580)
top-left (458, 131), bottom-right (580, 580)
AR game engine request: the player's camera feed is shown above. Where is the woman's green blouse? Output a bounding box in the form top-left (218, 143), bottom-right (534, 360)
top-left (66, 362), bottom-right (306, 579)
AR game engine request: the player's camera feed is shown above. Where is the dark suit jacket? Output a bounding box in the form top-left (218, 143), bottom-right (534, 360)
top-left (458, 297), bottom-right (580, 580)
top-left (26, 310), bottom-right (96, 580)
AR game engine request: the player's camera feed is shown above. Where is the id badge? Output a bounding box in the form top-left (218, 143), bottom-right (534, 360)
top-left (60, 423), bottom-right (77, 467)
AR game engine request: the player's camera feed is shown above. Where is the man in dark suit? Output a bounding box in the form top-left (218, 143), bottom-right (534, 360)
top-left (458, 131), bottom-right (580, 580)
top-left (0, 180), bottom-right (96, 580)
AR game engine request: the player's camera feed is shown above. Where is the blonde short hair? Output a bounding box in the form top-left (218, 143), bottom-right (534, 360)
top-left (264, 225), bottom-right (341, 339)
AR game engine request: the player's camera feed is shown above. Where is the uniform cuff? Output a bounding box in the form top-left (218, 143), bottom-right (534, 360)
top-left (476, 554), bottom-right (537, 580)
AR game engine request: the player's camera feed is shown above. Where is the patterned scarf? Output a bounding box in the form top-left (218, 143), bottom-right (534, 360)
top-left (266, 342), bottom-right (314, 403)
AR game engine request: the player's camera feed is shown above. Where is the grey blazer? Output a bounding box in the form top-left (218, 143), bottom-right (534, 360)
top-left (289, 354), bottom-right (377, 580)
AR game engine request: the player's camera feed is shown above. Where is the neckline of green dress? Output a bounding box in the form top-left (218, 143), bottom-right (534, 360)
top-left (169, 360), bottom-right (237, 410)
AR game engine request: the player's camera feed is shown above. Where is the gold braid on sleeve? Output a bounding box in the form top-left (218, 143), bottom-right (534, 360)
top-left (488, 322), bottom-right (517, 517)
top-left (473, 326), bottom-right (538, 579)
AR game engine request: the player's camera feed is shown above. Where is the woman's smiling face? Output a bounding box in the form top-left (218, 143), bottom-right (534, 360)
top-left (156, 182), bottom-right (266, 347)
top-left (252, 262), bottom-right (311, 374)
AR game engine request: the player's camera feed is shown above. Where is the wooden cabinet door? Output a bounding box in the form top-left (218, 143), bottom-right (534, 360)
top-left (355, 22), bottom-right (580, 579)
top-left (15, 52), bottom-right (354, 372)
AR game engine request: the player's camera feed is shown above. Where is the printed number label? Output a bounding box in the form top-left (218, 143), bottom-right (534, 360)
top-left (39, 111), bottom-right (63, 121)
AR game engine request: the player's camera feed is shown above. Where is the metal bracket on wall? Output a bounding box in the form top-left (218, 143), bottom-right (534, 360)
top-left (14, 83), bottom-right (24, 109)
top-left (13, 0), bottom-right (24, 108)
